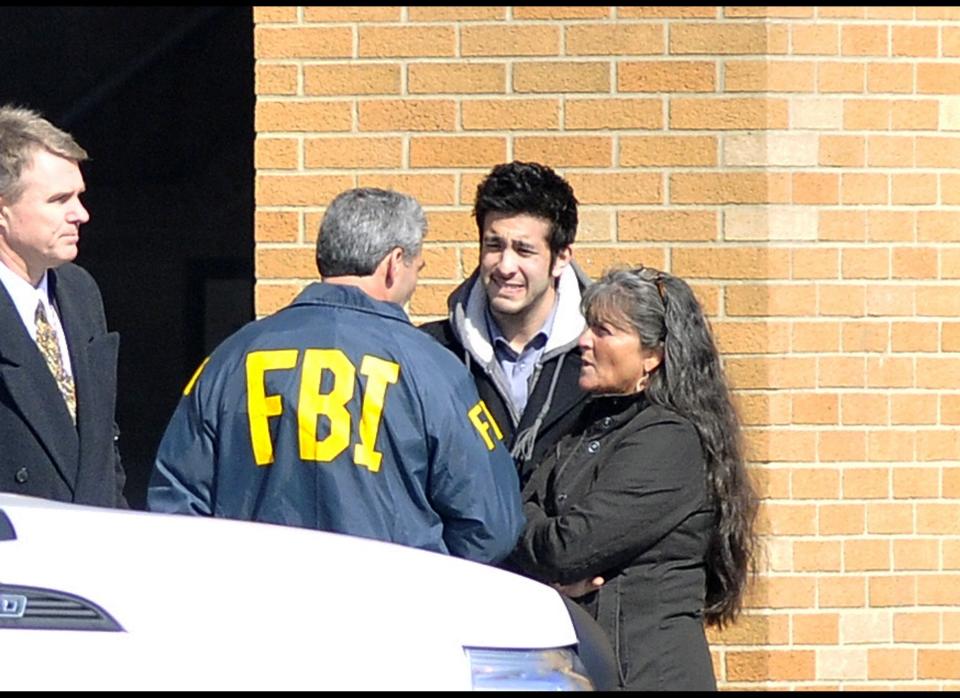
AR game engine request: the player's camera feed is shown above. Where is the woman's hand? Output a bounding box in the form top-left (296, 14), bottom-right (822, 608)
top-left (551, 576), bottom-right (605, 598)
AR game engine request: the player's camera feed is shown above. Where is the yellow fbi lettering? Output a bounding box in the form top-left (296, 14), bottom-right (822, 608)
top-left (468, 399), bottom-right (503, 451)
top-left (246, 348), bottom-right (399, 471)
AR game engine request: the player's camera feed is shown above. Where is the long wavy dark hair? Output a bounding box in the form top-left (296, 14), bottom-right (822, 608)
top-left (581, 266), bottom-right (758, 628)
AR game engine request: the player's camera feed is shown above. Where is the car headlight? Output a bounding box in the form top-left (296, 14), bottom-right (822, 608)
top-left (465, 647), bottom-right (594, 691)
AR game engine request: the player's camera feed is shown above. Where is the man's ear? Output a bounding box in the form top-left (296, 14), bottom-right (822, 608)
top-left (551, 245), bottom-right (572, 279)
top-left (382, 247), bottom-right (405, 288)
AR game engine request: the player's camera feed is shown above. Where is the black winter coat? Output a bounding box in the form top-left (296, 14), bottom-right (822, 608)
top-left (509, 393), bottom-right (717, 691)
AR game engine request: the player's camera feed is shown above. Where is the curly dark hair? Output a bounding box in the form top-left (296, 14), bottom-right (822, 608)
top-left (581, 266), bottom-right (759, 628)
top-left (473, 161), bottom-right (578, 263)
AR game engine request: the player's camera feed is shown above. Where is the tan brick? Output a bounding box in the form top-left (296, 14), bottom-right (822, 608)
top-left (844, 99), bottom-right (889, 130)
top-left (618, 60), bottom-right (715, 92)
top-left (256, 174), bottom-right (354, 207)
top-left (305, 137), bottom-right (402, 169)
top-left (918, 63), bottom-right (960, 94)
top-left (461, 99), bottom-right (558, 130)
top-left (577, 209), bottom-right (613, 243)
top-left (670, 23), bottom-right (785, 55)
top-left (794, 539), bottom-right (841, 572)
top-left (793, 173), bottom-right (839, 205)
top-left (255, 210), bottom-right (300, 244)
top-left (840, 392), bottom-right (888, 426)
top-left (461, 24), bottom-right (559, 57)
top-left (256, 246), bottom-right (316, 280)
top-left (425, 211), bottom-right (475, 244)
top-left (358, 174), bottom-right (456, 206)
top-left (867, 6), bottom-right (916, 19)
top-left (819, 355), bottom-right (866, 388)
top-left (723, 206), bottom-right (818, 241)
top-left (893, 540), bottom-right (940, 571)
top-left (791, 22), bottom-right (839, 55)
top-left (820, 503), bottom-right (865, 535)
top-left (820, 430), bottom-right (867, 462)
top-left (792, 249), bottom-right (840, 280)
top-left (410, 136), bottom-right (506, 168)
top-left (818, 135), bottom-right (865, 167)
top-left (714, 320), bottom-right (791, 354)
top-left (726, 132), bottom-right (818, 167)
top-left (891, 395), bottom-right (938, 427)
top-left (867, 210), bottom-right (915, 243)
top-left (841, 248), bottom-right (889, 280)
top-left (253, 7), bottom-right (298, 23)
top-left (573, 247), bottom-right (665, 279)
top-left (844, 539), bottom-right (891, 572)
top-left (409, 283), bottom-right (457, 317)
top-left (565, 98), bottom-right (662, 130)
top-left (304, 64), bottom-right (401, 96)
top-left (866, 355), bottom-right (914, 388)
top-left (918, 358), bottom-right (960, 390)
top-left (255, 138), bottom-right (299, 170)
top-left (726, 650), bottom-right (816, 682)
top-left (408, 63), bottom-right (505, 95)
top-left (891, 322), bottom-right (937, 353)
top-left (725, 60), bottom-right (815, 92)
top-left (419, 246), bottom-right (460, 281)
top-left (818, 283), bottom-right (866, 317)
top-left (254, 27), bottom-right (352, 59)
top-left (792, 97), bottom-right (844, 130)
top-left (727, 6), bottom-right (813, 17)
top-left (819, 210), bottom-right (865, 243)
top-left (947, 468), bottom-right (960, 497)
top-left (819, 576), bottom-right (866, 608)
top-left (918, 649), bottom-right (960, 682)
top-left (818, 61), bottom-right (866, 93)
top-left (840, 173), bottom-right (888, 205)
top-left (792, 612), bottom-right (840, 644)
top-left (946, 395), bottom-right (960, 424)
top-left (918, 286), bottom-right (960, 317)
top-left (565, 173), bottom-right (661, 205)
top-left (917, 136), bottom-right (960, 168)
top-left (945, 250), bottom-right (960, 278)
top-left (947, 611), bottom-right (960, 641)
top-left (513, 6), bottom-right (610, 19)
top-left (793, 466), bottom-right (841, 497)
top-left (892, 173), bottom-right (938, 206)
top-left (866, 135), bottom-right (914, 168)
top-left (867, 62), bottom-right (914, 94)
top-left (792, 322), bottom-right (841, 352)
top-left (617, 210), bottom-right (716, 242)
top-left (747, 426), bottom-right (818, 462)
top-left (891, 100), bottom-right (940, 130)
top-left (707, 613), bottom-right (790, 645)
top-left (724, 285), bottom-right (816, 317)
top-left (513, 61), bottom-right (610, 93)
top-left (841, 321), bottom-right (889, 353)
top-left (673, 246), bottom-right (790, 279)
top-left (758, 501), bottom-right (817, 536)
top-left (256, 64), bottom-right (298, 96)
top-left (844, 467), bottom-right (890, 499)
top-left (733, 392), bottom-right (792, 427)
top-left (841, 24), bottom-right (889, 57)
top-left (818, 648), bottom-right (868, 681)
top-left (820, 7), bottom-right (867, 18)
top-left (358, 99), bottom-right (455, 132)
top-left (867, 502), bottom-right (914, 535)
top-left (255, 282), bottom-right (305, 317)
top-left (566, 23), bottom-right (663, 55)
top-left (917, 503), bottom-right (960, 535)
top-left (947, 541), bottom-right (960, 570)
top-left (621, 136), bottom-right (715, 167)
top-left (514, 136), bottom-right (612, 167)
top-left (255, 101), bottom-right (352, 132)
top-left (407, 7), bottom-right (505, 21)
top-left (726, 356), bottom-right (817, 390)
top-left (303, 6), bottom-right (401, 21)
top-left (868, 648), bottom-right (916, 680)
top-left (672, 172), bottom-right (790, 205)
top-left (670, 98), bottom-right (789, 130)
top-left (620, 6), bottom-right (717, 18)
top-left (359, 26), bottom-right (455, 58)
top-left (945, 174), bottom-right (960, 204)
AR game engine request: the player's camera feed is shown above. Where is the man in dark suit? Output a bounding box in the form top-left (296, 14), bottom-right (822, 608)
top-left (0, 104), bottom-right (126, 507)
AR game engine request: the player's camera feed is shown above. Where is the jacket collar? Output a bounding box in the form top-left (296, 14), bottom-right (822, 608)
top-left (289, 282), bottom-right (410, 324)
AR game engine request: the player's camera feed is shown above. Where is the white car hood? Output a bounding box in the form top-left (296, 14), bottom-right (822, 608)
top-left (0, 494), bottom-right (576, 690)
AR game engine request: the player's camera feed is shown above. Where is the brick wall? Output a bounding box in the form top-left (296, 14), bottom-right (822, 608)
top-left (253, 6), bottom-right (960, 689)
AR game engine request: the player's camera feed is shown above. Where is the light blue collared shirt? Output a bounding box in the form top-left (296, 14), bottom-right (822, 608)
top-left (485, 301), bottom-right (558, 416)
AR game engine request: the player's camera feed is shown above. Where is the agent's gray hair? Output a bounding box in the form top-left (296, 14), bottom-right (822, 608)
top-left (0, 104), bottom-right (88, 202)
top-left (317, 187), bottom-right (426, 277)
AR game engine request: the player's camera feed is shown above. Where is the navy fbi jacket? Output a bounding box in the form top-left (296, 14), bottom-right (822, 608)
top-left (148, 283), bottom-right (524, 565)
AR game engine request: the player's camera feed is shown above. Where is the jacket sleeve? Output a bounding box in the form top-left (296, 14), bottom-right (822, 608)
top-left (146, 364), bottom-right (217, 516)
top-left (424, 365), bottom-right (525, 565)
top-left (510, 417), bottom-right (708, 584)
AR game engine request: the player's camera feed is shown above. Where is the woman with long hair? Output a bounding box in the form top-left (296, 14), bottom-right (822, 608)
top-left (507, 266), bottom-right (758, 690)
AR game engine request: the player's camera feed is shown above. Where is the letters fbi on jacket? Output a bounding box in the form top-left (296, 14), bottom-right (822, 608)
top-left (183, 347), bottom-right (505, 468)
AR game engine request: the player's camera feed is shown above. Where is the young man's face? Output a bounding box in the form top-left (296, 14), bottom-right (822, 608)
top-left (0, 148), bottom-right (89, 285)
top-left (479, 211), bottom-right (571, 326)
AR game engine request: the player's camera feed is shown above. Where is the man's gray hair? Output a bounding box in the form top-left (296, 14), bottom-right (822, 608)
top-left (317, 188), bottom-right (426, 277)
top-left (0, 104), bottom-right (88, 202)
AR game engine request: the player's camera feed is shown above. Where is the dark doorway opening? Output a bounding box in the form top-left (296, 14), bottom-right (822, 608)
top-left (0, 7), bottom-right (256, 508)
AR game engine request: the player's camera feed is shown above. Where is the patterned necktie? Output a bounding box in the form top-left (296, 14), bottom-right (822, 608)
top-left (35, 300), bottom-right (77, 424)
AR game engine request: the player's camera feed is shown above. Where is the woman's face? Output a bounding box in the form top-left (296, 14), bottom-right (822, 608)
top-left (577, 310), bottom-right (661, 395)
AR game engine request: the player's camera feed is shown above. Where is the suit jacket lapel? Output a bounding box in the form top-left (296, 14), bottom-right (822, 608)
top-left (0, 278), bottom-right (80, 490)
